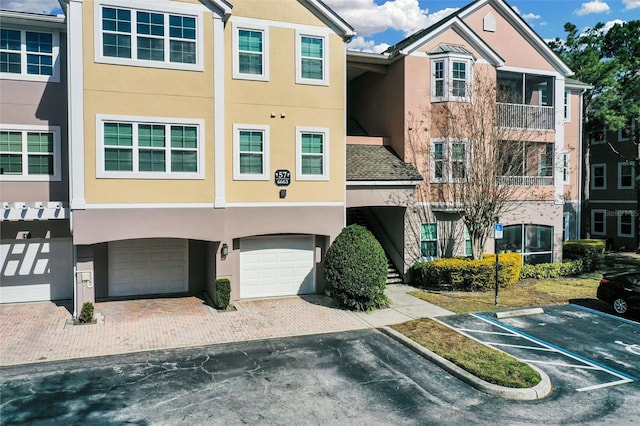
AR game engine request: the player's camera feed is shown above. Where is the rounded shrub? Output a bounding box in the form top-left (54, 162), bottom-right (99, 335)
top-left (324, 224), bottom-right (390, 311)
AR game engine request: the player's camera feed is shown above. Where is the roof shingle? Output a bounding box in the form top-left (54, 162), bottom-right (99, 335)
top-left (347, 144), bottom-right (423, 182)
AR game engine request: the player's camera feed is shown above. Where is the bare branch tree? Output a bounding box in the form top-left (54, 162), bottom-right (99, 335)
top-left (405, 69), bottom-right (548, 260)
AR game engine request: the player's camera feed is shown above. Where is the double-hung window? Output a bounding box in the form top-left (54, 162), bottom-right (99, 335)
top-left (618, 211), bottom-right (635, 238)
top-left (562, 152), bottom-right (570, 185)
top-left (430, 139), bottom-right (469, 183)
top-left (296, 30), bottom-right (328, 86)
top-left (618, 162), bottom-right (635, 189)
top-left (563, 90), bottom-right (571, 122)
top-left (296, 127), bottom-right (329, 180)
top-left (0, 126), bottom-right (61, 181)
top-left (233, 124), bottom-right (269, 180)
top-left (420, 223), bottom-right (438, 260)
top-left (0, 28), bottom-right (59, 81)
top-left (431, 55), bottom-right (472, 102)
top-left (591, 164), bottom-right (606, 190)
top-left (97, 115), bottom-right (204, 179)
top-left (233, 24), bottom-right (268, 81)
top-left (591, 209), bottom-right (606, 236)
top-left (96, 1), bottom-right (202, 70)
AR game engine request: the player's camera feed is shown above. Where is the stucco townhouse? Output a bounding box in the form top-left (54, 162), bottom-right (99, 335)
top-left (1, 0), bottom-right (355, 315)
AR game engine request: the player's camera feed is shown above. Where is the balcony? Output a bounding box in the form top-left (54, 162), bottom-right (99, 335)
top-left (497, 103), bottom-right (555, 131)
top-left (497, 175), bottom-right (554, 186)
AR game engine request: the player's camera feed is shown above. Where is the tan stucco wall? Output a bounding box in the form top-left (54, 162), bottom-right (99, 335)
top-left (563, 89), bottom-right (582, 201)
top-left (81, 1), bottom-right (216, 204)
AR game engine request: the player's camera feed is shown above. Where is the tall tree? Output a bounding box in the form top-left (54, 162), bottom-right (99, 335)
top-left (549, 20), bottom-right (640, 247)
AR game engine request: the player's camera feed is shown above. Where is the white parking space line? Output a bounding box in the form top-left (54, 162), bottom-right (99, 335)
top-left (445, 313), bottom-right (638, 392)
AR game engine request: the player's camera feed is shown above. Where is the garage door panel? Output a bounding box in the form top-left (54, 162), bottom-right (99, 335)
top-left (109, 239), bottom-right (188, 297)
top-left (1, 238), bottom-right (73, 303)
top-left (240, 236), bottom-right (315, 298)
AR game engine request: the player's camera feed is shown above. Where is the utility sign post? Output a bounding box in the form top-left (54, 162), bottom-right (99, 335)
top-left (494, 223), bottom-right (503, 306)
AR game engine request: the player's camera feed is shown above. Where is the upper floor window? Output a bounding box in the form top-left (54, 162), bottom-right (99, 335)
top-left (296, 127), bottom-right (329, 180)
top-left (0, 125), bottom-right (61, 181)
top-left (233, 124), bottom-right (269, 180)
top-left (591, 163), bottom-right (606, 190)
top-left (618, 162), bottom-right (635, 189)
top-left (96, 115), bottom-right (204, 179)
top-left (431, 139), bottom-right (469, 183)
top-left (562, 152), bottom-right (570, 185)
top-left (563, 90), bottom-right (571, 122)
top-left (618, 119), bottom-right (635, 142)
top-left (296, 30), bottom-right (328, 86)
top-left (96, 1), bottom-right (202, 71)
top-left (233, 24), bottom-right (269, 81)
top-left (431, 56), bottom-right (472, 102)
top-left (0, 28), bottom-right (59, 82)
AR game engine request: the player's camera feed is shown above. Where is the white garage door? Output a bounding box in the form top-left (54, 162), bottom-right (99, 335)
top-left (0, 238), bottom-right (73, 303)
top-left (240, 235), bottom-right (315, 298)
top-left (108, 238), bottom-right (188, 297)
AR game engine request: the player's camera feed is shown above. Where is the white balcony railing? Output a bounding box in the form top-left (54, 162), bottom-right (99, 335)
top-left (497, 175), bottom-right (554, 186)
top-left (497, 103), bottom-right (555, 131)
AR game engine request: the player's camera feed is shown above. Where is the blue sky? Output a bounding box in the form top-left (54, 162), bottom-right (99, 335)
top-left (1, 0), bottom-right (639, 52)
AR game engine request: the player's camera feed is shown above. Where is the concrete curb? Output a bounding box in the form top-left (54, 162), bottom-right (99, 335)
top-left (380, 326), bottom-right (552, 401)
top-left (495, 307), bottom-right (544, 319)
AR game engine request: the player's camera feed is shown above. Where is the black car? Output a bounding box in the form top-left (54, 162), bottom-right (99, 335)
top-left (597, 271), bottom-right (640, 315)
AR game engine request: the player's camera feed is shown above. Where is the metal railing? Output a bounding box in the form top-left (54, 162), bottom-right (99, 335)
top-left (497, 175), bottom-right (554, 186)
top-left (497, 103), bottom-right (555, 131)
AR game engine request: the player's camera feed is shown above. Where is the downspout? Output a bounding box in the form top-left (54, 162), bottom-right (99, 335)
top-left (577, 87), bottom-right (586, 240)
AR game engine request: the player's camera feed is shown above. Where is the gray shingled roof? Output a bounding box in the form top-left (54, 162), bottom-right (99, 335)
top-left (347, 144), bottom-right (423, 182)
top-left (430, 43), bottom-right (473, 55)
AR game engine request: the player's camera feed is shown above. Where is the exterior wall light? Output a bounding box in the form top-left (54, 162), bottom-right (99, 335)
top-left (221, 243), bottom-right (229, 257)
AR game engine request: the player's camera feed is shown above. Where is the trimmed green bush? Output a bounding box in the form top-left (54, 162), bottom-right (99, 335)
top-left (215, 278), bottom-right (231, 309)
top-left (520, 259), bottom-right (584, 279)
top-left (324, 224), bottom-right (389, 311)
top-left (563, 239), bottom-right (605, 272)
top-left (79, 302), bottom-right (94, 323)
top-left (412, 253), bottom-right (522, 291)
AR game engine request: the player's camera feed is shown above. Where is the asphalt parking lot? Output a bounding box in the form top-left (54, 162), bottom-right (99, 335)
top-left (438, 304), bottom-right (640, 393)
top-left (2, 328), bottom-right (640, 425)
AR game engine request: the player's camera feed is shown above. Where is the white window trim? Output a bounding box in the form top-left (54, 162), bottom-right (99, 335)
top-left (296, 126), bottom-right (329, 181)
top-left (0, 124), bottom-right (61, 181)
top-left (430, 54), bottom-right (473, 103)
top-left (618, 119), bottom-right (635, 142)
top-left (94, 0), bottom-right (204, 72)
top-left (588, 128), bottom-right (606, 145)
top-left (232, 23), bottom-right (269, 81)
top-left (95, 114), bottom-right (205, 179)
top-left (591, 209), bottom-right (606, 236)
top-left (562, 152), bottom-right (570, 185)
top-left (430, 138), bottom-right (470, 183)
top-left (0, 28), bottom-right (60, 82)
top-left (295, 29), bottom-right (329, 86)
top-left (617, 210), bottom-right (635, 238)
top-left (617, 162), bottom-right (635, 189)
top-left (563, 89), bottom-right (571, 122)
top-left (591, 163), bottom-right (606, 190)
top-left (233, 124), bottom-right (269, 181)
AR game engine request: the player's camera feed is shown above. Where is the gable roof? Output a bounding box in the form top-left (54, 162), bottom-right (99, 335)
top-left (302, 0), bottom-right (355, 40)
top-left (347, 145), bottom-right (423, 183)
top-left (383, 0), bottom-right (572, 75)
top-left (384, 15), bottom-right (504, 67)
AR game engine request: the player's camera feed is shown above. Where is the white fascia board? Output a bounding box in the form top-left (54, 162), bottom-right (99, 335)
top-left (301, 0), bottom-right (356, 40)
top-left (201, 0), bottom-right (232, 20)
top-left (400, 17), bottom-right (504, 67)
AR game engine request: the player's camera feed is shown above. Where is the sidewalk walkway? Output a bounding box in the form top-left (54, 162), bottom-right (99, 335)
top-left (0, 285), bottom-right (452, 367)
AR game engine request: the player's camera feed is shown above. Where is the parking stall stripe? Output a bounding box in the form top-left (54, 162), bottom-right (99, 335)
top-left (570, 304), bottom-right (640, 327)
top-left (456, 328), bottom-right (515, 336)
top-left (472, 313), bottom-right (638, 383)
top-left (518, 360), bottom-right (603, 370)
top-left (487, 342), bottom-right (556, 351)
top-left (578, 379), bottom-right (636, 392)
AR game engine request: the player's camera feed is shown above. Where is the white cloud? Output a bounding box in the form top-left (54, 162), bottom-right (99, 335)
top-left (0, 0), bottom-right (61, 14)
top-left (510, 5), bottom-right (540, 21)
top-left (623, 0), bottom-right (640, 10)
top-left (575, 0), bottom-right (610, 16)
top-left (324, 0), bottom-right (457, 37)
top-left (601, 18), bottom-right (626, 32)
top-left (347, 36), bottom-right (390, 53)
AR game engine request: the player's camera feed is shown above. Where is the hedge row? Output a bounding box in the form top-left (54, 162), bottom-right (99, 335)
top-left (520, 259), bottom-right (584, 279)
top-left (411, 253), bottom-right (522, 291)
top-left (562, 239), bottom-right (605, 272)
